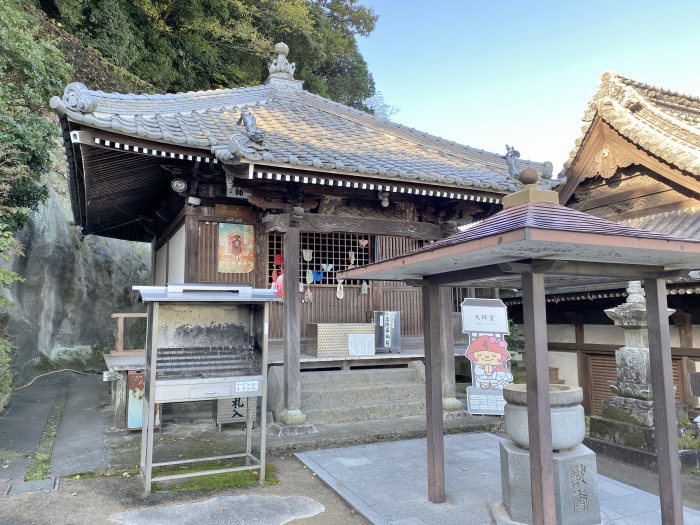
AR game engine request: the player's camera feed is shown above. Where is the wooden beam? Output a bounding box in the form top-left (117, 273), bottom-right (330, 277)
top-left (571, 181), bottom-right (673, 212)
top-left (548, 341), bottom-right (700, 358)
top-left (644, 278), bottom-right (683, 525)
top-left (263, 212), bottom-right (443, 240)
top-left (422, 285), bottom-right (446, 503)
top-left (500, 260), bottom-right (665, 279)
top-left (602, 198), bottom-right (700, 221)
top-left (281, 224), bottom-right (304, 422)
top-left (522, 271), bottom-right (556, 525)
top-left (420, 264), bottom-right (511, 286)
top-left (184, 214), bottom-right (199, 282)
top-left (439, 287), bottom-right (458, 408)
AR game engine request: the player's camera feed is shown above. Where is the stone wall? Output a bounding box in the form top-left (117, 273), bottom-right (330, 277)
top-left (5, 170), bottom-right (151, 382)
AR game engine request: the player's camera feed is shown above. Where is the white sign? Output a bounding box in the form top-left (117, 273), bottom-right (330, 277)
top-left (348, 334), bottom-right (375, 356)
top-left (235, 380), bottom-right (259, 393)
top-left (461, 298), bottom-right (509, 334)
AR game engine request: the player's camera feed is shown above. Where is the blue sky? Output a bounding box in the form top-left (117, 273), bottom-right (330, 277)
top-left (356, 1), bottom-right (700, 173)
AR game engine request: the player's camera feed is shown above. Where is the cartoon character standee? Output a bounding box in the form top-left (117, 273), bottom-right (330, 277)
top-left (466, 335), bottom-right (513, 390)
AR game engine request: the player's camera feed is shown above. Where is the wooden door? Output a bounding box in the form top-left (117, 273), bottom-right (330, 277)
top-left (585, 353), bottom-right (683, 416)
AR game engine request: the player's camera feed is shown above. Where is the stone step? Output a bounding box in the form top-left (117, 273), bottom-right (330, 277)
top-left (301, 382), bottom-right (425, 407)
top-left (303, 399), bottom-right (426, 423)
top-left (299, 367), bottom-right (420, 388)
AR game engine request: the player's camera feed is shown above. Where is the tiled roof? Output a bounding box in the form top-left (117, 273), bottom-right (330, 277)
top-left (621, 207), bottom-right (700, 240)
top-left (561, 72), bottom-right (700, 178)
top-left (50, 81), bottom-right (556, 194)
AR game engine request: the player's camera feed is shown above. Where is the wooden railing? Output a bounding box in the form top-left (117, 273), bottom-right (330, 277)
top-left (111, 313), bottom-right (148, 355)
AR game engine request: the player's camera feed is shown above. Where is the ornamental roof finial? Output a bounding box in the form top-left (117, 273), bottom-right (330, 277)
top-left (268, 42), bottom-right (295, 77)
top-left (265, 42), bottom-right (303, 89)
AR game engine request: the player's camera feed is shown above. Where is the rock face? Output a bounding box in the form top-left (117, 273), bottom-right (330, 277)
top-left (6, 181), bottom-right (151, 381)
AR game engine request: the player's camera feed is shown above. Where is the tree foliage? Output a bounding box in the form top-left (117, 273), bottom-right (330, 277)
top-left (41, 0), bottom-right (378, 109)
top-left (0, 0), bottom-right (71, 407)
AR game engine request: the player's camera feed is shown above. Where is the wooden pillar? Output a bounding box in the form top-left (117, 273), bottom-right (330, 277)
top-left (184, 214), bottom-right (199, 282)
top-left (644, 278), bottom-right (683, 525)
top-left (439, 287), bottom-right (460, 410)
top-left (675, 310), bottom-right (695, 408)
top-left (521, 272), bottom-right (556, 525)
top-left (422, 285), bottom-right (445, 503)
top-left (279, 209), bottom-right (305, 425)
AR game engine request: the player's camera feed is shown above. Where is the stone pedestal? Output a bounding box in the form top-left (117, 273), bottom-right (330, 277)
top-left (589, 281), bottom-right (687, 454)
top-left (490, 384), bottom-right (601, 525)
top-left (495, 440), bottom-right (601, 525)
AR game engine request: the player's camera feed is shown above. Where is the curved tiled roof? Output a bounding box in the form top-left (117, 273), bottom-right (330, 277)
top-left (561, 72), bottom-right (700, 179)
top-left (50, 81), bottom-right (555, 194)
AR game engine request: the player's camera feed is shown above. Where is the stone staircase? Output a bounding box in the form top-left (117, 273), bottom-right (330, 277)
top-left (299, 365), bottom-right (426, 423)
top-left (549, 367), bottom-right (565, 385)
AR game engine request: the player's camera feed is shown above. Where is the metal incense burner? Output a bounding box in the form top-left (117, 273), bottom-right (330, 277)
top-left (134, 283), bottom-right (280, 494)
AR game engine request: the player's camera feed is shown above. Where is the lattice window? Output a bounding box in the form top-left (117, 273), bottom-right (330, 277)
top-left (268, 232), bottom-right (284, 285)
top-left (267, 232), bottom-right (373, 285)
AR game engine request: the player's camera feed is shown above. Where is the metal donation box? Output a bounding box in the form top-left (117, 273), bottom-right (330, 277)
top-left (373, 310), bottom-right (401, 353)
top-left (135, 283), bottom-right (280, 494)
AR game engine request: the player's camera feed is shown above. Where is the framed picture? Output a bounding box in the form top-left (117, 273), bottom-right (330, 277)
top-left (218, 224), bottom-right (254, 273)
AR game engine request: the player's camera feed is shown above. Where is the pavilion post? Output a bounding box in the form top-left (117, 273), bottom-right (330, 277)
top-left (422, 284), bottom-right (445, 503)
top-left (521, 271), bottom-right (556, 525)
top-left (279, 212), bottom-right (305, 425)
top-left (644, 278), bottom-right (683, 525)
top-left (439, 287), bottom-right (460, 410)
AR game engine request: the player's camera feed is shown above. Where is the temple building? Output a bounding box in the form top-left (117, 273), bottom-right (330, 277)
top-left (50, 43), bottom-right (557, 424)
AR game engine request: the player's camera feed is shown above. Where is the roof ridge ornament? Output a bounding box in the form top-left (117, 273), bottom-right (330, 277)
top-left (265, 42), bottom-right (303, 90)
top-left (58, 82), bottom-right (97, 113)
top-left (237, 110), bottom-right (264, 144)
top-left (504, 145), bottom-right (520, 177)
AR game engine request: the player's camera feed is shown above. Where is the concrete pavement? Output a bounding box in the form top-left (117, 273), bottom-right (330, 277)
top-left (2, 372), bottom-right (700, 524)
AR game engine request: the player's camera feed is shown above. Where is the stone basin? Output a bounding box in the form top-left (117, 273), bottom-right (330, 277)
top-left (503, 384), bottom-right (585, 451)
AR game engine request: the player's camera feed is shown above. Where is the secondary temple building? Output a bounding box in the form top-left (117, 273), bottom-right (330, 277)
top-left (49, 43), bottom-right (557, 424)
top-left (541, 73), bottom-right (700, 417)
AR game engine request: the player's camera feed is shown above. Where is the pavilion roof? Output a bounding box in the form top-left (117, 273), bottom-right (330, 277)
top-left (560, 72), bottom-right (700, 181)
top-left (341, 198), bottom-right (700, 290)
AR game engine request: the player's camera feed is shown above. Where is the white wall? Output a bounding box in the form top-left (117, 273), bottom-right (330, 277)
top-left (155, 244), bottom-right (167, 286)
top-left (548, 324), bottom-right (575, 343)
top-left (583, 324), bottom-right (624, 345)
top-left (548, 351), bottom-right (579, 387)
top-left (167, 225), bottom-right (186, 283)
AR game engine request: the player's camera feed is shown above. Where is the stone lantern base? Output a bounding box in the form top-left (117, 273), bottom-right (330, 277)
top-left (490, 440), bottom-right (601, 525)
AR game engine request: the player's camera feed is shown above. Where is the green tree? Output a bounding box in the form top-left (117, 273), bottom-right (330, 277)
top-left (41, 0), bottom-right (378, 109)
top-left (0, 0), bottom-right (71, 409)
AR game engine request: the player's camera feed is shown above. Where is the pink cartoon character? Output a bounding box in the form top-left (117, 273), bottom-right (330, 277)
top-left (466, 335), bottom-right (513, 390)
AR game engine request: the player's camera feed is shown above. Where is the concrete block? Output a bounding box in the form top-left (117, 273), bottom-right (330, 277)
top-left (500, 440), bottom-right (601, 525)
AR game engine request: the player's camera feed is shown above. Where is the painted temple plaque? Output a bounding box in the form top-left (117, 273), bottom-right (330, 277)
top-left (218, 224), bottom-right (254, 273)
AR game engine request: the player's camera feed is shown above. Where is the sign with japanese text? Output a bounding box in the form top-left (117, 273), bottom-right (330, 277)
top-left (461, 298), bottom-right (509, 334)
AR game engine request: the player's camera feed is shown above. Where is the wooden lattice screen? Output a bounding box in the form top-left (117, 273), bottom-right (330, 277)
top-left (268, 232), bottom-right (372, 285)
